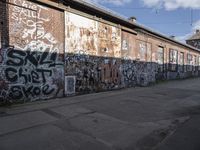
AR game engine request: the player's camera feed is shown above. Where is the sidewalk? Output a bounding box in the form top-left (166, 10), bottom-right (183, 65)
top-left (0, 78), bottom-right (200, 150)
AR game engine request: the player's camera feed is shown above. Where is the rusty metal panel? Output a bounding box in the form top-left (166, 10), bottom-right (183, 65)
top-left (0, 0), bottom-right (64, 103)
top-left (121, 31), bottom-right (135, 60)
top-left (65, 12), bottom-right (98, 56)
top-left (98, 22), bottom-right (121, 58)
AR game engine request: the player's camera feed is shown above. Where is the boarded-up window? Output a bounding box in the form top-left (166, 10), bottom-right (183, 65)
top-left (139, 42), bottom-right (146, 61)
top-left (198, 56), bottom-right (200, 70)
top-left (169, 49), bottom-right (178, 64)
top-left (194, 55), bottom-right (198, 71)
top-left (179, 52), bottom-right (184, 72)
top-left (169, 49), bottom-right (178, 71)
top-left (121, 31), bottom-right (135, 60)
top-left (157, 47), bottom-right (164, 72)
top-left (187, 54), bottom-right (193, 71)
top-left (136, 40), bottom-right (151, 62)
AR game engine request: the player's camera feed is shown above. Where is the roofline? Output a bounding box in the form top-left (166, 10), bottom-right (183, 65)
top-left (65, 0), bottom-right (200, 52)
top-left (33, 0), bottom-right (200, 52)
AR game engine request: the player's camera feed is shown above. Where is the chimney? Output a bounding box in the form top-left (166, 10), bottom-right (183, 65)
top-left (128, 16), bottom-right (137, 23)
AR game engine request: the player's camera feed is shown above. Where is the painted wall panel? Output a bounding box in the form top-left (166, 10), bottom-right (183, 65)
top-left (98, 23), bottom-right (121, 58)
top-left (65, 12), bottom-right (98, 56)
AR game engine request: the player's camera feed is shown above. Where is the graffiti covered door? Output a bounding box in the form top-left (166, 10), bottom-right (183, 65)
top-left (1, 0), bottom-right (65, 103)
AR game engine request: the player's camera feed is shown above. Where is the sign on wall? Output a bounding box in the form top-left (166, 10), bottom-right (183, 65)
top-left (65, 76), bottom-right (76, 95)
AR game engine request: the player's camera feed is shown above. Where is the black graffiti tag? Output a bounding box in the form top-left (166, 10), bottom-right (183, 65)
top-left (4, 48), bottom-right (62, 100)
top-left (9, 85), bottom-right (55, 100)
top-left (6, 49), bottom-right (61, 67)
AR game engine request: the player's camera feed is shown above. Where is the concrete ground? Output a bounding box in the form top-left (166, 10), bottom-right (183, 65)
top-left (1, 78), bottom-right (200, 150)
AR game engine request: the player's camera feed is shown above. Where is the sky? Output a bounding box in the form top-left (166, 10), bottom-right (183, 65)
top-left (83, 0), bottom-right (200, 43)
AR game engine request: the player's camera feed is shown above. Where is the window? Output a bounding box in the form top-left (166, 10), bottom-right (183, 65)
top-left (187, 54), bottom-right (193, 71)
top-left (157, 47), bottom-right (164, 72)
top-left (198, 56), bottom-right (200, 70)
top-left (122, 40), bottom-right (128, 51)
top-left (179, 52), bottom-right (184, 72)
top-left (194, 55), bottom-right (198, 71)
top-left (169, 49), bottom-right (178, 71)
top-left (139, 42), bottom-right (146, 61)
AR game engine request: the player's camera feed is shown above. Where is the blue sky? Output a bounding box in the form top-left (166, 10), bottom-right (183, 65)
top-left (84, 0), bottom-right (200, 43)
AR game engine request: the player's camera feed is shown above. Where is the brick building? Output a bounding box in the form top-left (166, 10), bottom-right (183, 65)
top-left (186, 30), bottom-right (200, 49)
top-left (0, 0), bottom-right (200, 105)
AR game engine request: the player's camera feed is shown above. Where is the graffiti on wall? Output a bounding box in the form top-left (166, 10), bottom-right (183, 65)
top-left (121, 31), bottom-right (155, 87)
top-left (3, 47), bottom-right (63, 101)
top-left (0, 0), bottom-right (64, 103)
top-left (65, 12), bottom-right (122, 93)
top-left (65, 53), bottom-right (121, 93)
top-left (0, 48), bottom-right (4, 64)
top-left (122, 60), bottom-right (156, 87)
top-left (2, 0), bottom-right (199, 104)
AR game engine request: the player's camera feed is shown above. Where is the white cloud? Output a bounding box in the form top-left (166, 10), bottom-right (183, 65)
top-left (82, 0), bottom-right (132, 5)
top-left (142, 0), bottom-right (200, 10)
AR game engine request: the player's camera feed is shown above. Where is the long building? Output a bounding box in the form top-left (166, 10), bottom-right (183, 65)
top-left (0, 0), bottom-right (200, 104)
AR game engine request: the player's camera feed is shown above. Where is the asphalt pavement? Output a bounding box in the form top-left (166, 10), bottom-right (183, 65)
top-left (0, 78), bottom-right (200, 150)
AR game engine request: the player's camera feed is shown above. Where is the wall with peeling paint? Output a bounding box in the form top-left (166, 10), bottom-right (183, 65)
top-left (121, 31), bottom-right (156, 87)
top-left (0, 0), bottom-right (200, 104)
top-left (65, 12), bottom-right (122, 94)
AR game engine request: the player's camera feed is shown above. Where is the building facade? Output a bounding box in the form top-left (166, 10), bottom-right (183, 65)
top-left (0, 0), bottom-right (200, 105)
top-left (186, 30), bottom-right (200, 50)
